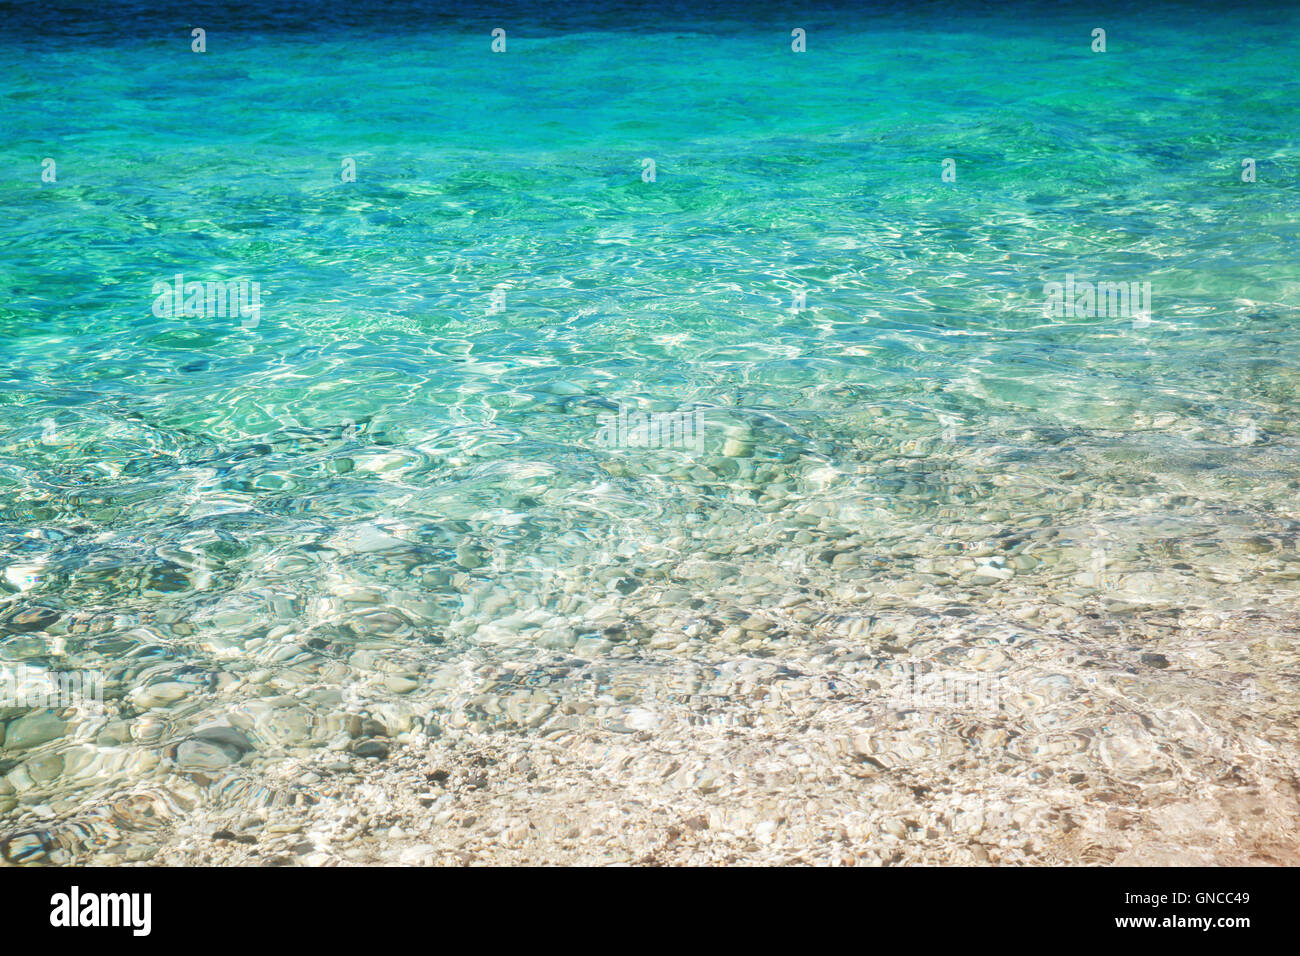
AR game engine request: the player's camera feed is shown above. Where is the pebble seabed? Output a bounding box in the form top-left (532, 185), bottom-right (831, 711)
top-left (3, 408), bottom-right (1300, 866)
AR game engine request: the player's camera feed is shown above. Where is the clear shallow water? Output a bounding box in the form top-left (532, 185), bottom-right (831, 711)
top-left (3, 1), bottom-right (1300, 863)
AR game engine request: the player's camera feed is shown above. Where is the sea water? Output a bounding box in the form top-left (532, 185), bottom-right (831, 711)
top-left (2, 0), bottom-right (1299, 862)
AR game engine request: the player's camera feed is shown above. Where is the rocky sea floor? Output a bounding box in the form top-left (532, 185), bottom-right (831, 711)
top-left (5, 406), bottom-right (1300, 866)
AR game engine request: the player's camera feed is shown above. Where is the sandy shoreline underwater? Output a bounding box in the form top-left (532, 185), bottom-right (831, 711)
top-left (12, 574), bottom-right (1299, 867)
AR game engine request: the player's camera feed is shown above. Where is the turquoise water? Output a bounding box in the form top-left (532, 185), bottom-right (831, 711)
top-left (3, 1), bottom-right (1300, 862)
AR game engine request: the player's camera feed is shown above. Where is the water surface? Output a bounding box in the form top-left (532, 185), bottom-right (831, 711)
top-left (2, 0), bottom-right (1299, 863)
